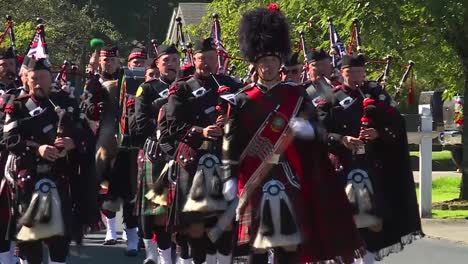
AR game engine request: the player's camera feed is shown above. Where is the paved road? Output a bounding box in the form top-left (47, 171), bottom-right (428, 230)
top-left (64, 234), bottom-right (468, 264)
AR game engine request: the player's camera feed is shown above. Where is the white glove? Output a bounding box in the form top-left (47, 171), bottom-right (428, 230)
top-left (289, 117), bottom-right (315, 139)
top-left (222, 178), bottom-right (237, 201)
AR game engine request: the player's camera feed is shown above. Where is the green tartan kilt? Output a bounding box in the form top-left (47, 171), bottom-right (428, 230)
top-left (135, 149), bottom-right (169, 216)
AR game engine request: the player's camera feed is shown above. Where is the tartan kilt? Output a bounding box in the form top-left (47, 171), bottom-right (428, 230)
top-left (167, 161), bottom-right (222, 229)
top-left (237, 165), bottom-right (300, 247)
top-left (135, 149), bottom-right (169, 216)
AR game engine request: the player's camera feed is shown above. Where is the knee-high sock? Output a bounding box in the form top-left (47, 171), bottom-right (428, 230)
top-left (217, 252), bottom-right (232, 264)
top-left (143, 239), bottom-right (158, 261)
top-left (10, 241), bottom-right (18, 264)
top-left (105, 217), bottom-right (117, 241)
top-left (0, 251), bottom-right (11, 264)
top-left (205, 253), bottom-right (216, 264)
top-left (158, 247), bottom-right (172, 264)
top-left (177, 257), bottom-right (192, 264)
top-left (126, 227), bottom-right (139, 251)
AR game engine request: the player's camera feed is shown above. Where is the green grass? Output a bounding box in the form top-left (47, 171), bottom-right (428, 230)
top-left (432, 177), bottom-right (461, 202)
top-left (432, 210), bottom-right (468, 219)
top-left (410, 150), bottom-right (452, 161)
top-left (416, 176), bottom-right (468, 219)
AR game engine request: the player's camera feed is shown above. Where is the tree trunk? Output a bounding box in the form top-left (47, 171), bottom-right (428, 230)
top-left (460, 62), bottom-right (468, 200)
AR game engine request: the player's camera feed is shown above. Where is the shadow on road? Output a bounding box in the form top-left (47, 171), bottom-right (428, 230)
top-left (68, 242), bottom-right (144, 264)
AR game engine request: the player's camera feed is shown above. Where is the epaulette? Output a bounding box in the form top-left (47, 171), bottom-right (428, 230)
top-left (236, 82), bottom-right (255, 95)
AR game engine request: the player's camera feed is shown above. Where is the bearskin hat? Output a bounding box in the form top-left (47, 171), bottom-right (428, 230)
top-left (238, 3), bottom-right (291, 63)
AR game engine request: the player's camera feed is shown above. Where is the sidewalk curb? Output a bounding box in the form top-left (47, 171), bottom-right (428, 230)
top-left (421, 219), bottom-right (468, 245)
top-left (422, 219), bottom-right (468, 224)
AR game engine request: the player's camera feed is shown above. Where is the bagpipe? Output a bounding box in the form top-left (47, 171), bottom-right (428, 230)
top-left (176, 17), bottom-right (193, 67)
top-left (0, 15), bottom-right (18, 57)
top-left (25, 17), bottom-right (48, 61)
top-left (348, 18), bottom-right (363, 55)
top-left (211, 13), bottom-right (230, 75)
top-left (298, 30), bottom-right (309, 83)
top-left (53, 60), bottom-right (79, 98)
top-left (1, 15), bottom-right (22, 84)
top-left (329, 17), bottom-right (415, 105)
top-left (396, 60), bottom-right (415, 104)
top-left (151, 39), bottom-right (159, 58)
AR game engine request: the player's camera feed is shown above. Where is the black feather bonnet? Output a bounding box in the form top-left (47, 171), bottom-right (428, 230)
top-left (239, 3), bottom-right (291, 63)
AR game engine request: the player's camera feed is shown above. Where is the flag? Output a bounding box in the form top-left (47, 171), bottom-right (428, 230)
top-left (210, 18), bottom-right (229, 73)
top-left (27, 27), bottom-right (48, 60)
top-left (331, 24), bottom-right (347, 58)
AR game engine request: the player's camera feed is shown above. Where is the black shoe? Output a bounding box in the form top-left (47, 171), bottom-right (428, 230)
top-left (125, 249), bottom-right (138, 257)
top-left (103, 239), bottom-right (117, 245)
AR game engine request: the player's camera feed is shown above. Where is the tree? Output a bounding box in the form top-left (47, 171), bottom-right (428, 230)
top-left (421, 0), bottom-right (468, 199)
top-left (191, 0), bottom-right (467, 198)
top-left (1, 0), bottom-right (121, 67)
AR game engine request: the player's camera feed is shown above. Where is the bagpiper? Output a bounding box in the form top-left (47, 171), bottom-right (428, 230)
top-left (3, 58), bottom-right (90, 264)
top-left (133, 44), bottom-right (181, 264)
top-left (222, 4), bottom-right (365, 263)
top-left (164, 37), bottom-right (243, 264)
top-left (0, 46), bottom-right (22, 264)
top-left (316, 54), bottom-right (423, 263)
top-left (280, 52), bottom-right (302, 84)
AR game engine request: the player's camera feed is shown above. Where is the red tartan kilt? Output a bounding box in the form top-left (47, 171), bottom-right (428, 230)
top-left (237, 168), bottom-right (301, 247)
top-left (298, 143), bottom-right (365, 263)
top-left (237, 196), bottom-right (259, 246)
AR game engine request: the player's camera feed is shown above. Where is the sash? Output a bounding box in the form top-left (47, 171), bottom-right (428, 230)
top-left (237, 87), bottom-right (303, 213)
